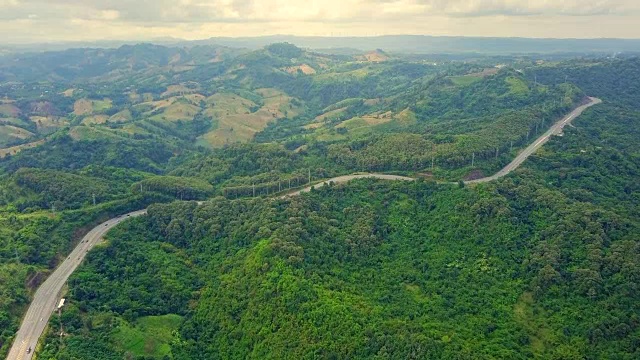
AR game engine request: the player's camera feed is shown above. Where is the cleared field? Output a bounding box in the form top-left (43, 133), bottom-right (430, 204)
top-left (356, 50), bottom-right (390, 62)
top-left (30, 116), bottom-right (69, 133)
top-left (132, 95), bottom-right (207, 123)
top-left (149, 102), bottom-right (201, 122)
top-left (0, 116), bottom-right (31, 128)
top-left (73, 98), bottom-right (113, 116)
top-left (111, 314), bottom-right (182, 358)
top-left (284, 64), bottom-right (317, 75)
top-left (109, 109), bottom-right (133, 123)
top-left (199, 89), bottom-right (303, 148)
top-left (450, 75), bottom-right (483, 86)
top-left (121, 123), bottom-right (152, 135)
top-left (0, 125), bottom-right (35, 147)
top-left (0, 139), bottom-right (45, 158)
top-left (82, 115), bottom-right (109, 125)
top-left (161, 84), bottom-right (198, 98)
top-left (313, 107), bottom-right (348, 122)
top-left (204, 93), bottom-right (256, 115)
top-left (335, 112), bottom-right (394, 130)
top-left (0, 103), bottom-right (21, 117)
top-left (0, 125), bottom-right (33, 139)
top-left (450, 68), bottom-right (500, 86)
top-left (304, 122), bottom-right (324, 130)
top-left (506, 76), bottom-right (530, 95)
top-left (314, 67), bottom-right (374, 82)
top-left (308, 108), bottom-right (414, 141)
top-left (61, 88), bottom-right (76, 97)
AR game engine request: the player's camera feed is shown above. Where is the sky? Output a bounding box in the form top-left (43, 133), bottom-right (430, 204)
top-left (1, 0), bottom-right (640, 43)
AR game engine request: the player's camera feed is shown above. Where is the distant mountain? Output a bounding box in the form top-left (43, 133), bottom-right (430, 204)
top-left (186, 35), bottom-right (640, 55)
top-left (0, 44), bottom-right (246, 83)
top-left (3, 35), bottom-right (640, 55)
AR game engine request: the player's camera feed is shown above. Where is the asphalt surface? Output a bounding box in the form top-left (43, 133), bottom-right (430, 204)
top-left (282, 174), bottom-right (415, 197)
top-left (283, 97), bottom-right (601, 195)
top-left (7, 97), bottom-right (601, 359)
top-left (466, 97), bottom-right (602, 184)
top-left (6, 210), bottom-right (147, 360)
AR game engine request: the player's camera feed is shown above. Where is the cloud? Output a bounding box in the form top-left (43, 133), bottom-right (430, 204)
top-left (0, 0), bottom-right (640, 42)
top-left (5, 0), bottom-right (638, 24)
top-left (432, 0), bottom-right (635, 17)
top-left (97, 9), bottom-right (119, 21)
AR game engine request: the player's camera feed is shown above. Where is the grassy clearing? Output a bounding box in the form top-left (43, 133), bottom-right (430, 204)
top-left (0, 104), bottom-right (20, 117)
top-left (111, 314), bottom-right (182, 358)
top-left (506, 77), bottom-right (530, 96)
top-left (149, 102), bottom-right (200, 122)
top-left (161, 84), bottom-right (197, 98)
top-left (335, 113), bottom-right (393, 131)
top-left (313, 107), bottom-right (347, 123)
top-left (513, 292), bottom-right (553, 357)
top-left (81, 115), bottom-right (109, 125)
top-left (30, 116), bottom-right (69, 134)
top-left (61, 88), bottom-right (76, 97)
top-left (0, 117), bottom-right (31, 128)
top-left (450, 75), bottom-right (483, 86)
top-left (308, 110), bottom-right (396, 140)
top-left (109, 109), bottom-right (133, 123)
top-left (284, 64), bottom-right (316, 75)
top-left (0, 125), bottom-right (34, 147)
top-left (0, 139), bottom-right (45, 158)
top-left (314, 66), bottom-right (374, 82)
top-left (0, 125), bottom-right (34, 143)
top-left (199, 89), bottom-right (303, 148)
top-left (73, 99), bottom-right (113, 116)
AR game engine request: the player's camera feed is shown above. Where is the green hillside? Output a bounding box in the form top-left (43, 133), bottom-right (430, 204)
top-left (0, 43), bottom-right (638, 359)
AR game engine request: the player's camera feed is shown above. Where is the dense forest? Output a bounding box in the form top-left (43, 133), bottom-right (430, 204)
top-left (0, 43), bottom-right (638, 359)
top-left (37, 90), bottom-right (640, 359)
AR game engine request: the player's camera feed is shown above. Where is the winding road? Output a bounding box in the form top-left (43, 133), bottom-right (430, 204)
top-left (285, 97), bottom-right (602, 194)
top-left (6, 97), bottom-right (600, 360)
top-left (6, 210), bottom-right (147, 360)
top-left (466, 97), bottom-right (601, 184)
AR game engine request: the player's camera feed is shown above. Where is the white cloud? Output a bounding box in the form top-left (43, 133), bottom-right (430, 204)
top-left (98, 9), bottom-right (119, 21)
top-left (0, 0), bottom-right (19, 6)
top-left (1, 0), bottom-right (640, 42)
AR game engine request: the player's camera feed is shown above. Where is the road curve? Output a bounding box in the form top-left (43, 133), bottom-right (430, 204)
top-left (284, 97), bottom-right (601, 195)
top-left (466, 97), bottom-right (602, 184)
top-left (6, 210), bottom-right (147, 360)
top-left (8, 97), bottom-right (601, 359)
top-left (282, 174), bottom-right (415, 198)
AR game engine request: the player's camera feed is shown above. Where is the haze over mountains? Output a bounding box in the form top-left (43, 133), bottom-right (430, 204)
top-left (1, 18), bottom-right (640, 360)
top-left (2, 35), bottom-right (640, 55)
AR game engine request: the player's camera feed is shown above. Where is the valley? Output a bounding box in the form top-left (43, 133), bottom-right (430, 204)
top-left (0, 41), bottom-right (638, 360)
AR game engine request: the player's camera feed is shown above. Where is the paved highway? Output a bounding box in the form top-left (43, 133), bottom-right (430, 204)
top-left (7, 97), bottom-right (601, 359)
top-left (282, 174), bottom-right (414, 197)
top-left (284, 97), bottom-right (601, 195)
top-left (466, 97), bottom-right (602, 184)
top-left (6, 210), bottom-right (147, 360)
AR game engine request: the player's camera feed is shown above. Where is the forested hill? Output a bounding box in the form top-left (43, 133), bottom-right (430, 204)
top-left (37, 100), bottom-right (640, 359)
top-left (0, 43), bottom-right (639, 359)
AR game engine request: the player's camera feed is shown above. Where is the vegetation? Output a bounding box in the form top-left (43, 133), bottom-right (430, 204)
top-left (0, 43), bottom-right (638, 359)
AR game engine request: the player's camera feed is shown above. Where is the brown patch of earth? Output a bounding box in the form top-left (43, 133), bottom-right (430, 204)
top-left (464, 169), bottom-right (486, 181)
top-left (26, 270), bottom-right (49, 292)
top-left (284, 64), bottom-right (317, 75)
top-left (73, 99), bottom-right (93, 116)
top-left (30, 101), bottom-right (57, 116)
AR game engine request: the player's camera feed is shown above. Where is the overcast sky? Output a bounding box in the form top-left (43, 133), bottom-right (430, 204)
top-left (1, 0), bottom-right (640, 43)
